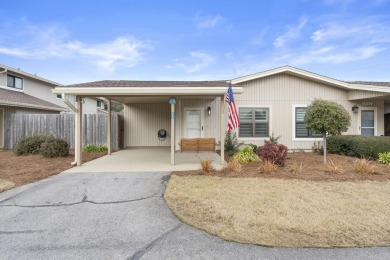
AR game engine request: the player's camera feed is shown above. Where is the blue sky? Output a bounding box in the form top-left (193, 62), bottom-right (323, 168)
top-left (0, 0), bottom-right (389, 84)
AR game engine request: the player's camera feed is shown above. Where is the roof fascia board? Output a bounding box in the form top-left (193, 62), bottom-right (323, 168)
top-left (0, 100), bottom-right (66, 111)
top-left (231, 66), bottom-right (390, 93)
top-left (52, 87), bottom-right (244, 95)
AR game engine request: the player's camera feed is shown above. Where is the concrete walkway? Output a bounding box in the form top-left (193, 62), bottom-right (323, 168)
top-left (66, 147), bottom-right (224, 173)
top-left (0, 171), bottom-right (388, 260)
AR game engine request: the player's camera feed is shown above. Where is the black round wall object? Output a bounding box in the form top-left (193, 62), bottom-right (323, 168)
top-left (158, 129), bottom-right (167, 141)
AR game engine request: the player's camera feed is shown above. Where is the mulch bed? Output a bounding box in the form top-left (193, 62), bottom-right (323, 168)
top-left (0, 150), bottom-right (107, 186)
top-left (173, 152), bottom-right (390, 182)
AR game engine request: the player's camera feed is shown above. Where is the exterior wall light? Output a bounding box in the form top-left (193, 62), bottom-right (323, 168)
top-left (352, 105), bottom-right (359, 113)
top-left (207, 106), bottom-right (211, 116)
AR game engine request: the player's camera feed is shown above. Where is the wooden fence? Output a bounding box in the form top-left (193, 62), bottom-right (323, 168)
top-left (4, 113), bottom-right (122, 150)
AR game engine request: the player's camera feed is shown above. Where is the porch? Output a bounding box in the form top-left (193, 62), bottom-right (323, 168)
top-left (64, 147), bottom-right (224, 173)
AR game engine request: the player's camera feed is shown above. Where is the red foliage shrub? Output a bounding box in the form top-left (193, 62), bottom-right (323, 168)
top-left (256, 141), bottom-right (288, 166)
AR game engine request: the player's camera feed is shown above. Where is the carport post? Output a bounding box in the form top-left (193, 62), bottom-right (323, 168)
top-left (107, 99), bottom-right (112, 155)
top-left (170, 101), bottom-right (175, 165)
top-left (220, 95), bottom-right (225, 165)
top-left (75, 96), bottom-right (83, 166)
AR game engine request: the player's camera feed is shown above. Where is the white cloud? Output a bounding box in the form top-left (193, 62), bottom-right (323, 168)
top-left (172, 51), bottom-right (214, 73)
top-left (0, 22), bottom-right (152, 72)
top-left (195, 14), bottom-right (223, 29)
top-left (274, 17), bottom-right (308, 47)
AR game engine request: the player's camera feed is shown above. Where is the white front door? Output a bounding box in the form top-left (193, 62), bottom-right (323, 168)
top-left (359, 107), bottom-right (377, 136)
top-left (185, 109), bottom-right (203, 138)
top-left (0, 109), bottom-right (3, 148)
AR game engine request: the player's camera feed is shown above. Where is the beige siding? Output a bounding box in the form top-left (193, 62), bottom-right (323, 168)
top-left (234, 74), bottom-right (384, 150)
top-left (124, 103), bottom-right (171, 147)
top-left (124, 98), bottom-right (223, 150)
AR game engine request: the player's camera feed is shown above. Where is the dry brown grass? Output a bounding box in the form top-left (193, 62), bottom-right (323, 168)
top-left (325, 159), bottom-right (344, 174)
top-left (354, 158), bottom-right (377, 175)
top-left (258, 160), bottom-right (278, 174)
top-left (0, 179), bottom-right (15, 192)
top-left (165, 175), bottom-right (390, 248)
top-left (287, 161), bottom-right (304, 174)
top-left (199, 158), bottom-right (215, 174)
top-left (226, 158), bottom-right (242, 173)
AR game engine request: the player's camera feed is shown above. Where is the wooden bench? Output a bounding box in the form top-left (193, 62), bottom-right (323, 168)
top-left (180, 138), bottom-right (216, 152)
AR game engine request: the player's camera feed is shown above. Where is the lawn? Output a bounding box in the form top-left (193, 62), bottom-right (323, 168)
top-left (165, 152), bottom-right (390, 248)
top-left (0, 150), bottom-right (107, 191)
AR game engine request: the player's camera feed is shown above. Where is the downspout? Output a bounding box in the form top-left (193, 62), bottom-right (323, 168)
top-left (61, 93), bottom-right (78, 165)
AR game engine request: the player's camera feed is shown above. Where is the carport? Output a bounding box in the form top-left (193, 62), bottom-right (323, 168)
top-left (52, 81), bottom-right (243, 167)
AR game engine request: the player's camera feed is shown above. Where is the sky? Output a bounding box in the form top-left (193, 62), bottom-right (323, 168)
top-left (0, 0), bottom-right (389, 85)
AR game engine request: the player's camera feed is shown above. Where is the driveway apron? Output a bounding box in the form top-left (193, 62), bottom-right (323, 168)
top-left (0, 171), bottom-right (388, 260)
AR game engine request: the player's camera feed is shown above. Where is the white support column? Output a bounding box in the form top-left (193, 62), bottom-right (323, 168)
top-left (220, 95), bottom-right (225, 164)
top-left (171, 102), bottom-right (175, 165)
top-left (75, 96), bottom-right (83, 166)
top-left (107, 99), bottom-right (112, 155)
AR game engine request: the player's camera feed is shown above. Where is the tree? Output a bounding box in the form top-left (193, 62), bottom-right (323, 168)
top-left (304, 99), bottom-right (351, 164)
top-left (104, 101), bottom-right (124, 112)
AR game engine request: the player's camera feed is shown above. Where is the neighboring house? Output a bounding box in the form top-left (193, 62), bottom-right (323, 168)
top-left (0, 64), bottom-right (66, 149)
top-left (53, 65), bottom-right (390, 166)
top-left (0, 64), bottom-right (108, 149)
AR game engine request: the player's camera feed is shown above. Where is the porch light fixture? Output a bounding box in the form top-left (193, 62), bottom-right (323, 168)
top-left (168, 97), bottom-right (176, 104)
top-left (352, 105), bottom-right (359, 113)
top-left (207, 106), bottom-right (211, 116)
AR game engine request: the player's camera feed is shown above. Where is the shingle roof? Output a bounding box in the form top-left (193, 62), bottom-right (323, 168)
top-left (64, 80), bottom-right (232, 88)
top-left (348, 81), bottom-right (390, 87)
top-left (0, 88), bottom-right (65, 111)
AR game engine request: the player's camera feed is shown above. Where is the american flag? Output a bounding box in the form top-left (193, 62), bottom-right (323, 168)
top-left (225, 83), bottom-right (240, 132)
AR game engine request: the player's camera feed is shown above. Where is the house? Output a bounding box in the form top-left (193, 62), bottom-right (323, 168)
top-left (0, 64), bottom-right (110, 149)
top-left (52, 65), bottom-right (390, 166)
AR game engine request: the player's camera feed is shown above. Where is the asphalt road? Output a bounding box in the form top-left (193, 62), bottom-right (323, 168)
top-left (0, 171), bottom-right (388, 260)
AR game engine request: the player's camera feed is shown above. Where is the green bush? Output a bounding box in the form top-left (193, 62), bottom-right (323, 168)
top-left (40, 136), bottom-right (69, 158)
top-left (327, 135), bottom-right (390, 160)
top-left (224, 132), bottom-right (242, 156)
top-left (83, 144), bottom-right (108, 153)
top-left (378, 152), bottom-right (390, 164)
top-left (13, 135), bottom-right (47, 155)
top-left (233, 146), bottom-right (260, 163)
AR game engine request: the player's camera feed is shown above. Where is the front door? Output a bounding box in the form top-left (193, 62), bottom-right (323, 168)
top-left (359, 108), bottom-right (376, 136)
top-left (185, 109), bottom-right (203, 138)
top-left (0, 109), bottom-right (3, 148)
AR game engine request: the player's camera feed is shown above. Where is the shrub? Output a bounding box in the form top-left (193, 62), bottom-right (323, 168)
top-left (327, 135), bottom-right (390, 160)
top-left (256, 141), bottom-right (288, 166)
top-left (226, 158), bottom-right (242, 173)
top-left (325, 159), bottom-right (344, 174)
top-left (233, 146), bottom-right (260, 163)
top-left (248, 143), bottom-right (257, 153)
top-left (259, 160), bottom-right (278, 174)
top-left (13, 135), bottom-right (47, 155)
top-left (287, 162), bottom-right (304, 174)
top-left (354, 158), bottom-right (377, 175)
top-left (311, 141), bottom-right (323, 155)
top-left (268, 132), bottom-right (281, 145)
top-left (40, 136), bottom-right (69, 158)
top-left (224, 132), bottom-right (242, 156)
top-left (83, 144), bottom-right (108, 153)
top-left (378, 152), bottom-right (390, 164)
top-left (200, 158), bottom-right (215, 174)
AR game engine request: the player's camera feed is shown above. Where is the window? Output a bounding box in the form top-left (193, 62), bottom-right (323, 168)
top-left (7, 75), bottom-right (23, 90)
top-left (295, 107), bottom-right (322, 138)
top-left (239, 107), bottom-right (269, 138)
top-left (97, 100), bottom-right (103, 108)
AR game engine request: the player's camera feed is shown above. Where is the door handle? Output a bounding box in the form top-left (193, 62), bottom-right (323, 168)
top-left (202, 126), bottom-right (203, 131)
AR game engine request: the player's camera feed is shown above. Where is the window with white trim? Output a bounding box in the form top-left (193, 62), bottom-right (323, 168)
top-left (239, 107), bottom-right (269, 137)
top-left (7, 74), bottom-right (23, 90)
top-left (295, 107), bottom-right (322, 138)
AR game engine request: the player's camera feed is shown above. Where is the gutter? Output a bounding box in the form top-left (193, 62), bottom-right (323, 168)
top-left (60, 93), bottom-right (78, 165)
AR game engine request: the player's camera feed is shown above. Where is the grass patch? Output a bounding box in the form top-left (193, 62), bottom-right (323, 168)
top-left (0, 179), bottom-right (15, 192)
top-left (164, 175), bottom-right (390, 248)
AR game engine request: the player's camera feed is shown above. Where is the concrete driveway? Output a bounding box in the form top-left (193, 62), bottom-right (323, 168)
top-left (0, 171), bottom-right (388, 260)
